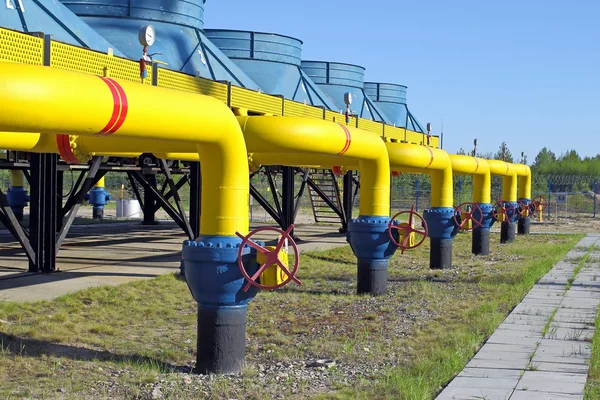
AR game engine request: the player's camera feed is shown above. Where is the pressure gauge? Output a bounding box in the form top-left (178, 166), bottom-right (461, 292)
top-left (344, 92), bottom-right (353, 106)
top-left (138, 25), bottom-right (156, 47)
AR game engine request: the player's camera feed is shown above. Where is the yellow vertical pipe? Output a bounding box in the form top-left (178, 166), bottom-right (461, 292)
top-left (513, 164), bottom-right (532, 199)
top-left (0, 62), bottom-right (248, 237)
top-left (487, 160), bottom-right (517, 202)
top-left (10, 170), bottom-right (24, 187)
top-left (448, 155), bottom-right (491, 204)
top-left (94, 176), bottom-right (105, 189)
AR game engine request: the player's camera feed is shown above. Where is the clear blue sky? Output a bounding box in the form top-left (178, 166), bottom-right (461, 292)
top-left (204, 0), bottom-right (599, 164)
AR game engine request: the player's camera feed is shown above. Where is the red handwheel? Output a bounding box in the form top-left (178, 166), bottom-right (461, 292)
top-left (453, 202), bottom-right (483, 231)
top-left (517, 200), bottom-right (532, 217)
top-left (387, 205), bottom-right (428, 254)
top-left (235, 225), bottom-right (302, 292)
top-left (492, 200), bottom-right (516, 222)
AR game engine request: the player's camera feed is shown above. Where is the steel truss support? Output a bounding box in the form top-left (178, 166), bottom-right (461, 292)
top-left (129, 168), bottom-right (194, 240)
top-left (56, 156), bottom-right (104, 252)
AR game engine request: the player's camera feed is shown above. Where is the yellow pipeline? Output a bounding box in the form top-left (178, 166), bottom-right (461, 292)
top-left (513, 163), bottom-right (532, 199)
top-left (385, 142), bottom-right (453, 208)
top-left (0, 62), bottom-right (249, 237)
top-left (237, 116), bottom-right (390, 217)
top-left (0, 132), bottom-right (59, 153)
top-left (10, 170), bottom-right (24, 187)
top-left (448, 155), bottom-right (491, 204)
top-left (487, 160), bottom-right (517, 202)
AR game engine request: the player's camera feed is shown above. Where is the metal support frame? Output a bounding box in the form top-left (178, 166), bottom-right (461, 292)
top-left (306, 176), bottom-right (344, 221)
top-left (130, 169), bottom-right (194, 240)
top-left (0, 186), bottom-right (34, 262)
top-left (56, 157), bottom-right (104, 252)
top-left (142, 173), bottom-right (157, 225)
top-left (158, 158), bottom-right (193, 238)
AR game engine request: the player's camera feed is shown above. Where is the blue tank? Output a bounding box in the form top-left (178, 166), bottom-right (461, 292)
top-left (364, 82), bottom-right (426, 132)
top-left (301, 61), bottom-right (391, 122)
top-left (60, 0), bottom-right (259, 88)
top-left (0, 0), bottom-right (123, 55)
top-left (205, 30), bottom-right (337, 109)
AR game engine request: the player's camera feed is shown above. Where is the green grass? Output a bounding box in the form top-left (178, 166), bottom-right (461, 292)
top-left (0, 232), bottom-right (583, 399)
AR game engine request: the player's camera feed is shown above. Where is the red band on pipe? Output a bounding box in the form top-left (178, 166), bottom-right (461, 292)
top-left (56, 134), bottom-right (79, 164)
top-left (97, 77), bottom-right (120, 135)
top-left (105, 77), bottom-right (128, 134)
top-left (426, 146), bottom-right (434, 168)
top-left (337, 124), bottom-right (352, 156)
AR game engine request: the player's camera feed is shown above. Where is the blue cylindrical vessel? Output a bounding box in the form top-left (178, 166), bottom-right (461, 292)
top-left (60, 0), bottom-right (259, 86)
top-left (364, 82), bottom-right (425, 131)
top-left (205, 30), bottom-right (337, 109)
top-left (62, 0), bottom-right (205, 30)
top-left (301, 61), bottom-right (390, 121)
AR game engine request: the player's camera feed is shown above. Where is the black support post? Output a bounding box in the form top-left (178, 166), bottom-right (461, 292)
top-left (29, 153), bottom-right (58, 273)
top-left (142, 173), bottom-right (157, 225)
top-left (281, 167), bottom-right (295, 235)
top-left (341, 171), bottom-right (353, 232)
top-left (189, 162), bottom-right (201, 239)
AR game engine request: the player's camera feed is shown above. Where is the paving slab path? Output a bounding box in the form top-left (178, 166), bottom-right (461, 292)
top-left (437, 234), bottom-right (600, 400)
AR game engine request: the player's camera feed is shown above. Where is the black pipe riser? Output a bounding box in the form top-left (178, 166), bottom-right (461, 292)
top-left (357, 258), bottom-right (388, 296)
top-left (430, 238), bottom-right (453, 269)
top-left (500, 222), bottom-right (517, 243)
top-left (472, 228), bottom-right (490, 255)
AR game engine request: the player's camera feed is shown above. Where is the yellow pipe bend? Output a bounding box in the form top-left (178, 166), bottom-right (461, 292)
top-left (513, 163), bottom-right (532, 199)
top-left (237, 116), bottom-right (390, 217)
top-left (486, 160), bottom-right (517, 202)
top-left (385, 142), bottom-right (453, 208)
top-left (448, 155), bottom-right (491, 204)
top-left (0, 62), bottom-right (249, 237)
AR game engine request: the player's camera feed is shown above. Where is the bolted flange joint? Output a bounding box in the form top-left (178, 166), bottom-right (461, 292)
top-left (346, 216), bottom-right (397, 296)
top-left (423, 207), bottom-right (457, 269)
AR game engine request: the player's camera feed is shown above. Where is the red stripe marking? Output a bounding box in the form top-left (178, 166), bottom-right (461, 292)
top-left (105, 77), bottom-right (128, 134)
top-left (56, 134), bottom-right (78, 164)
top-left (337, 124), bottom-right (352, 155)
top-left (425, 147), bottom-right (434, 168)
top-left (97, 77), bottom-right (120, 135)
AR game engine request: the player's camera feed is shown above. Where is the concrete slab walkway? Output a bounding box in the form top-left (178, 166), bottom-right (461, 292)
top-left (437, 234), bottom-right (600, 400)
top-left (0, 222), bottom-right (347, 302)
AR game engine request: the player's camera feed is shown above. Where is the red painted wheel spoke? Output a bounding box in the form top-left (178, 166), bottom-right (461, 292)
top-left (388, 207), bottom-right (428, 252)
top-left (275, 259), bottom-right (302, 285)
top-left (236, 224), bottom-right (301, 291)
top-left (408, 205), bottom-right (415, 227)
